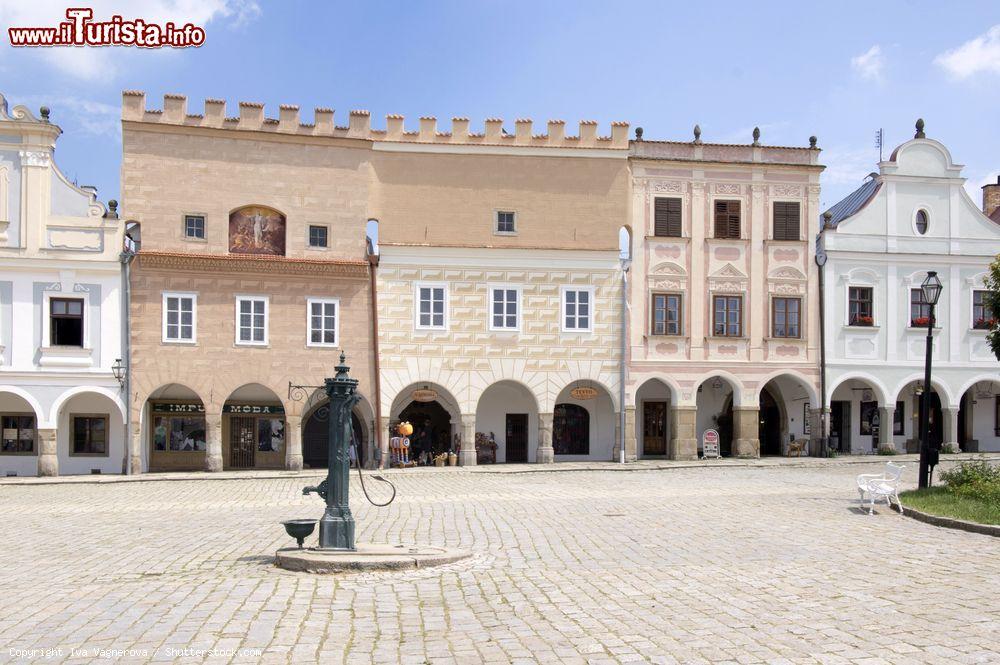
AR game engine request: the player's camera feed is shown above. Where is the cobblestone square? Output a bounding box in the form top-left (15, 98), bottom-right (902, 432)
top-left (1, 463), bottom-right (998, 664)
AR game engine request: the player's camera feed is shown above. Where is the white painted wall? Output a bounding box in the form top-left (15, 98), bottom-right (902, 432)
top-left (475, 382), bottom-right (538, 463)
top-left (55, 392), bottom-right (126, 475)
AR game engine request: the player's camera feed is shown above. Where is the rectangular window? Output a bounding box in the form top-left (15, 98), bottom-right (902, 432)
top-left (653, 197), bottom-right (682, 237)
top-left (50, 298), bottom-right (84, 347)
top-left (1, 415), bottom-right (35, 454)
top-left (416, 285), bottom-right (447, 329)
top-left (495, 211), bottom-right (516, 234)
top-left (490, 287), bottom-right (519, 330)
top-left (714, 200), bottom-right (741, 239)
top-left (860, 401), bottom-right (877, 436)
top-left (71, 415), bottom-right (108, 456)
top-left (236, 297), bottom-right (268, 345)
top-left (893, 400), bottom-right (905, 436)
top-left (184, 215), bottom-right (205, 239)
top-left (772, 202), bottom-right (801, 241)
top-left (308, 225), bottom-right (328, 248)
top-left (973, 290), bottom-right (994, 328)
top-left (772, 297), bottom-right (801, 338)
top-left (848, 287), bottom-right (873, 326)
top-left (910, 289), bottom-right (932, 326)
top-left (257, 418), bottom-right (285, 453)
top-left (307, 299), bottom-right (338, 346)
top-left (153, 414), bottom-right (207, 452)
top-left (562, 288), bottom-right (593, 332)
top-left (651, 294), bottom-right (681, 335)
top-left (163, 293), bottom-right (196, 342)
top-left (713, 295), bottom-right (742, 337)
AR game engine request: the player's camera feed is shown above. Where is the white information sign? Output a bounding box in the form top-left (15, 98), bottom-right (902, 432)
top-left (702, 429), bottom-right (721, 459)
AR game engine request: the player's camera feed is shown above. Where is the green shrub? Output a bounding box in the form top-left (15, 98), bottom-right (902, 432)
top-left (877, 447), bottom-right (897, 456)
top-left (940, 459), bottom-right (1000, 502)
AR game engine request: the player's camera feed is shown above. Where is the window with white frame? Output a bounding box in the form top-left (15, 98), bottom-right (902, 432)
top-left (184, 215), bottom-right (206, 240)
top-left (162, 293), bottom-right (196, 343)
top-left (307, 298), bottom-right (338, 346)
top-left (50, 298), bottom-right (85, 347)
top-left (490, 287), bottom-right (520, 330)
top-left (495, 210), bottom-right (517, 234)
top-left (562, 287), bottom-right (593, 332)
top-left (416, 284), bottom-right (447, 329)
top-left (236, 296), bottom-right (268, 345)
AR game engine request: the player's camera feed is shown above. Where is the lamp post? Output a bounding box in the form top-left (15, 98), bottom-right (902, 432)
top-left (918, 271), bottom-right (942, 489)
top-left (304, 352), bottom-right (360, 550)
top-left (619, 255), bottom-right (631, 464)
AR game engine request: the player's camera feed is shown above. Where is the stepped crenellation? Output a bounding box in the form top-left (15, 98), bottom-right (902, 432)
top-left (121, 91), bottom-right (630, 148)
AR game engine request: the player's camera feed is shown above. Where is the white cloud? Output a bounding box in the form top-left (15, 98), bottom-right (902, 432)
top-left (0, 0), bottom-right (261, 80)
top-left (6, 93), bottom-right (120, 137)
top-left (851, 45), bottom-right (885, 81)
top-left (935, 25), bottom-right (1000, 79)
top-left (965, 170), bottom-right (1000, 205)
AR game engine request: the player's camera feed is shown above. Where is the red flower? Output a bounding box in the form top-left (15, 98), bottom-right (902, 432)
top-left (911, 316), bottom-right (931, 327)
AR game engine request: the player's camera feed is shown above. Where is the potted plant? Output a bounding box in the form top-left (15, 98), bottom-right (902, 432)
top-left (852, 315), bottom-right (874, 327)
top-left (973, 317), bottom-right (996, 330)
top-left (911, 316), bottom-right (931, 327)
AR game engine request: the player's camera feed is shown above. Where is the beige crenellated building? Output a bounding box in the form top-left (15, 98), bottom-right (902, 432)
top-left (625, 128), bottom-right (825, 460)
top-left (368, 117), bottom-right (632, 464)
top-left (121, 92), bottom-right (378, 473)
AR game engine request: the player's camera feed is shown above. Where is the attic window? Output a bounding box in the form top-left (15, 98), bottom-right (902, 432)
top-left (915, 209), bottom-right (929, 235)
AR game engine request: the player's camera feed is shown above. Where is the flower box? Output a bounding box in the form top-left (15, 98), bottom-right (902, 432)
top-left (973, 318), bottom-right (996, 330)
top-left (850, 316), bottom-right (874, 327)
top-left (910, 316), bottom-right (931, 327)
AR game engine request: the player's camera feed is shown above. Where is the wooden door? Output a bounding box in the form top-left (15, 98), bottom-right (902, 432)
top-left (505, 414), bottom-right (528, 463)
top-left (642, 402), bottom-right (667, 456)
top-left (229, 416), bottom-right (256, 469)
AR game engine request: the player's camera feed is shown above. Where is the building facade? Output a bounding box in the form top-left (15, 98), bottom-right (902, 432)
top-left (625, 130), bottom-right (825, 459)
top-left (820, 124), bottom-right (1000, 454)
top-left (369, 116), bottom-right (631, 464)
top-left (121, 92), bottom-right (377, 473)
top-left (0, 94), bottom-right (126, 477)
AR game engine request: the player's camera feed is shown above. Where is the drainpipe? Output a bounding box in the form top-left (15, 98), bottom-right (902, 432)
top-left (815, 212), bottom-right (832, 456)
top-left (117, 209), bottom-right (136, 474)
top-left (367, 237), bottom-right (383, 470)
top-left (619, 256), bottom-right (631, 463)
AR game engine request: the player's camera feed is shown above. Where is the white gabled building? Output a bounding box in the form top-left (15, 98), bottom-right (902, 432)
top-left (0, 94), bottom-right (126, 476)
top-left (819, 121), bottom-right (1000, 455)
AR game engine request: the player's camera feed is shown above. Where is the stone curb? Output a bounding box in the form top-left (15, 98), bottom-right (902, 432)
top-left (897, 504), bottom-right (1000, 538)
top-left (274, 544), bottom-right (472, 573)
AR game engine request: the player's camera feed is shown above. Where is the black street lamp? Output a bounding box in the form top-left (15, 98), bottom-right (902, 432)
top-left (918, 271), bottom-right (943, 489)
top-left (111, 358), bottom-right (127, 389)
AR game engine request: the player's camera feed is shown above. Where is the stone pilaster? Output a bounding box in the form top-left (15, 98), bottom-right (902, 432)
top-left (129, 426), bottom-right (143, 474)
top-left (809, 407), bottom-right (828, 456)
top-left (624, 406), bottom-right (637, 462)
top-left (669, 406), bottom-right (698, 460)
top-left (205, 413), bottom-right (224, 472)
top-left (733, 407), bottom-right (760, 458)
top-left (37, 428), bottom-right (58, 477)
top-left (459, 414), bottom-right (477, 466)
top-left (877, 406), bottom-right (896, 454)
top-left (379, 416), bottom-right (391, 469)
top-left (942, 407), bottom-right (960, 452)
top-left (536, 412), bottom-right (554, 464)
top-left (285, 415), bottom-right (303, 471)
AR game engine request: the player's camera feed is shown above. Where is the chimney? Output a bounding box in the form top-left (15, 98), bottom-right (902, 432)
top-left (984, 176), bottom-right (1000, 219)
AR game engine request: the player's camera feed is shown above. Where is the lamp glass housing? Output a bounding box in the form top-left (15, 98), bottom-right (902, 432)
top-left (921, 271), bottom-right (942, 306)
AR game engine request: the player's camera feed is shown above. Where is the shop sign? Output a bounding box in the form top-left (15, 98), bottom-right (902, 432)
top-left (702, 429), bottom-right (721, 459)
top-left (570, 387), bottom-right (598, 400)
top-left (224, 404), bottom-right (285, 415)
top-left (152, 403), bottom-right (205, 414)
top-left (411, 389), bottom-right (438, 403)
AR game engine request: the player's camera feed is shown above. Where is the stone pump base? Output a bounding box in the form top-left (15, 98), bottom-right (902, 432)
top-left (275, 543), bottom-right (471, 573)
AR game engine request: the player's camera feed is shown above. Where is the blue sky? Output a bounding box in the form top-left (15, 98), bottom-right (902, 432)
top-left (1, 1), bottom-right (998, 213)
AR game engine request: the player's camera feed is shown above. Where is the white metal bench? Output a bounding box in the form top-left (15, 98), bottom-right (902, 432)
top-left (856, 462), bottom-right (905, 515)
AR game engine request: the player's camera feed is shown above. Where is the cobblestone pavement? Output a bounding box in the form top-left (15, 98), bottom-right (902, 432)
top-left (1, 463), bottom-right (997, 664)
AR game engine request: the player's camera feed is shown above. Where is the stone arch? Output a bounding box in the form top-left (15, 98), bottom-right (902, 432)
top-left (544, 361), bottom-right (619, 413)
top-left (0, 386), bottom-right (45, 426)
top-left (301, 388), bottom-right (377, 469)
top-left (468, 362), bottom-right (545, 419)
top-left (691, 370), bottom-right (746, 407)
top-left (214, 379), bottom-right (292, 416)
top-left (890, 374), bottom-right (956, 409)
top-left (380, 364), bottom-right (470, 416)
top-left (753, 370), bottom-right (819, 406)
top-left (826, 372), bottom-right (890, 406)
top-left (630, 374), bottom-right (682, 405)
top-left (553, 379), bottom-right (617, 461)
top-left (388, 381), bottom-right (463, 423)
top-left (49, 385), bottom-right (126, 425)
top-left (955, 373), bottom-right (1000, 402)
top-left (475, 380), bottom-right (541, 463)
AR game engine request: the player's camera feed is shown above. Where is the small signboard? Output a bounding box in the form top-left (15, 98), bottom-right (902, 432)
top-left (570, 387), bottom-right (598, 400)
top-left (411, 389), bottom-right (438, 403)
top-left (702, 428), bottom-right (721, 459)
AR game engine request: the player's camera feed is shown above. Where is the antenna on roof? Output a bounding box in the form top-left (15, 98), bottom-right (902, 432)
top-left (875, 128), bottom-right (883, 162)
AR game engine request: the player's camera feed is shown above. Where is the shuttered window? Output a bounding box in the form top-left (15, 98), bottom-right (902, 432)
top-left (773, 202), bottom-right (801, 241)
top-left (654, 197), bottom-right (682, 237)
top-left (714, 200), bottom-right (741, 239)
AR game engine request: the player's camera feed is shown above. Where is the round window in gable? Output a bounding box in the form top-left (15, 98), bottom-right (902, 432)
top-left (915, 209), bottom-right (929, 235)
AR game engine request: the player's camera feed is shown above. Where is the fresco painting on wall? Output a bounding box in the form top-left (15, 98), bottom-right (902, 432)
top-left (229, 205), bottom-right (286, 255)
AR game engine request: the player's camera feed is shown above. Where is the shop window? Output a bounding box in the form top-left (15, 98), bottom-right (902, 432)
top-left (562, 288), bottom-right (593, 332)
top-left (713, 295), bottom-right (742, 337)
top-left (307, 298), bottom-right (338, 346)
top-left (651, 294), bottom-right (681, 335)
top-left (163, 293), bottom-right (196, 342)
top-left (1, 415), bottom-right (35, 454)
top-left (553, 403), bottom-right (589, 455)
top-left (859, 401), bottom-right (877, 436)
top-left (257, 418), bottom-right (285, 453)
top-left (848, 287), bottom-right (873, 326)
top-left (50, 298), bottom-right (84, 347)
top-left (152, 411), bottom-right (206, 452)
top-left (236, 296), bottom-right (268, 345)
top-left (772, 297), bottom-right (801, 338)
top-left (893, 401), bottom-right (905, 435)
top-left (416, 284), bottom-right (447, 329)
top-left (71, 415), bottom-right (108, 456)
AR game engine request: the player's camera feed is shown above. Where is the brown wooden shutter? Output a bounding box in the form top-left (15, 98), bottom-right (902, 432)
top-left (773, 202), bottom-right (800, 240)
top-left (714, 200), bottom-right (740, 239)
top-left (654, 198), bottom-right (682, 237)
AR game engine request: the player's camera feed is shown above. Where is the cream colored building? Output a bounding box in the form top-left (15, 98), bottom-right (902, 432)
top-left (626, 129), bottom-right (825, 459)
top-left (368, 117), bottom-right (631, 464)
top-left (121, 92), bottom-right (377, 473)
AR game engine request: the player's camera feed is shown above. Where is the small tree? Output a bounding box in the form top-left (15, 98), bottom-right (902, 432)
top-left (986, 256), bottom-right (1000, 361)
